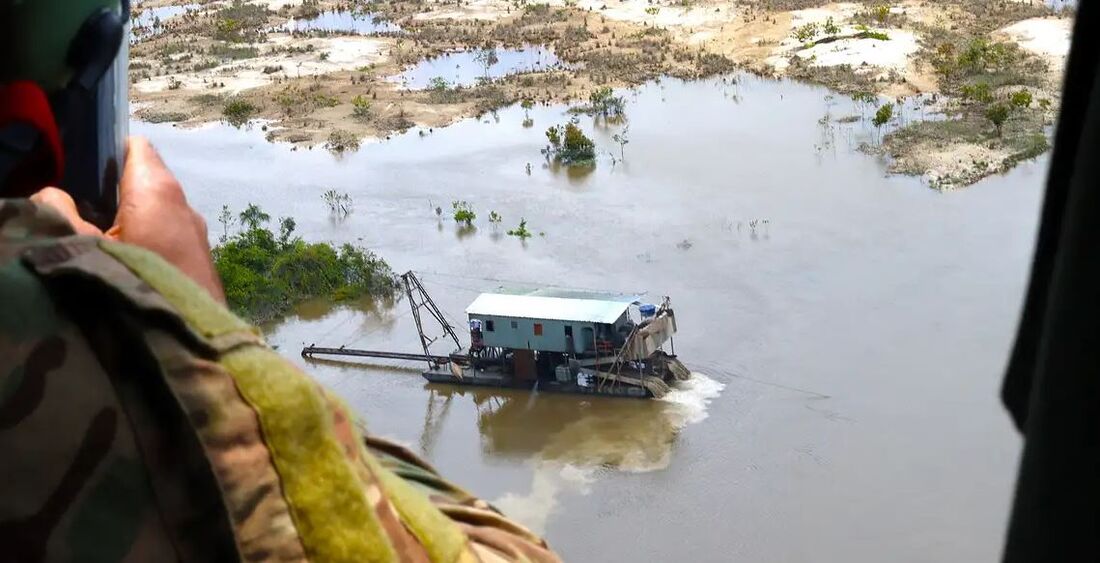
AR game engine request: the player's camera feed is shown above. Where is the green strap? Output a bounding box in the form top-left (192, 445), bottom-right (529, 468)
top-left (220, 346), bottom-right (395, 562)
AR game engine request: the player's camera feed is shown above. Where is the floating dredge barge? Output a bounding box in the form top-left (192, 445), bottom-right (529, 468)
top-left (303, 272), bottom-right (690, 398)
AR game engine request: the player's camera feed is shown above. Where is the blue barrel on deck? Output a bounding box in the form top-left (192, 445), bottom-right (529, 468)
top-left (639, 304), bottom-right (657, 318)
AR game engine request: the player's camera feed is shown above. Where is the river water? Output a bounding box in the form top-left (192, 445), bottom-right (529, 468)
top-left (133, 74), bottom-right (1043, 562)
top-left (285, 10), bottom-right (403, 35)
top-left (389, 46), bottom-right (565, 89)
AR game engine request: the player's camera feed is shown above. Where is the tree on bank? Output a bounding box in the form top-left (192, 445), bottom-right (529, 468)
top-left (986, 103), bottom-right (1010, 137)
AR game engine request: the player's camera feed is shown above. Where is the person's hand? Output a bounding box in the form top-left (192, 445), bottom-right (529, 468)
top-left (29, 137), bottom-right (225, 303)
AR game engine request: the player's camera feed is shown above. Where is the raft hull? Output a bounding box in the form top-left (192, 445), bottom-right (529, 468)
top-left (422, 367), bottom-right (652, 398)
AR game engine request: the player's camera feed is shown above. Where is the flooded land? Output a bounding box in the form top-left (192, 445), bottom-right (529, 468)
top-left (136, 70), bottom-right (1046, 560)
top-left (128, 1), bottom-right (1070, 561)
top-left (130, 0), bottom-right (1073, 188)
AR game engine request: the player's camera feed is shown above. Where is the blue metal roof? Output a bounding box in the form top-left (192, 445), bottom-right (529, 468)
top-left (466, 293), bottom-right (632, 324)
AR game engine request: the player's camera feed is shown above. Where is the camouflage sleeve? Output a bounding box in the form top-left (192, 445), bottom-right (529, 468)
top-left (363, 434), bottom-right (560, 562)
top-left (0, 199), bottom-right (560, 562)
top-left (1, 201), bottom-right (239, 561)
top-left (311, 385), bottom-right (560, 563)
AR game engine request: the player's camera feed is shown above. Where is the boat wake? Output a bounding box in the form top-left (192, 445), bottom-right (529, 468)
top-left (660, 372), bottom-right (726, 426)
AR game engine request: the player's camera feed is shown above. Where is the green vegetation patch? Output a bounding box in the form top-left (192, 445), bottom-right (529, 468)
top-left (885, 117), bottom-right (990, 149)
top-left (507, 218), bottom-right (533, 240)
top-left (191, 59), bottom-right (220, 72)
top-left (519, 3), bottom-right (569, 25)
top-left (272, 84), bottom-right (343, 117)
top-left (568, 87), bottom-right (625, 117)
top-left (213, 204), bottom-right (399, 322)
top-left (851, 4), bottom-right (907, 27)
top-left (786, 59), bottom-right (878, 97)
top-left (325, 130), bottom-right (361, 154)
top-left (142, 111), bottom-right (189, 123)
top-left (452, 201), bottom-right (476, 225)
top-left (207, 43), bottom-right (260, 60)
top-left (426, 76), bottom-right (465, 104)
top-left (352, 95), bottom-right (372, 120)
top-left (931, 37), bottom-right (1047, 91)
top-left (190, 93), bottom-right (225, 106)
top-left (213, 0), bottom-right (272, 43)
top-left (543, 122), bottom-right (596, 166)
top-left (883, 112), bottom-right (1050, 177)
top-left (222, 98), bottom-right (257, 127)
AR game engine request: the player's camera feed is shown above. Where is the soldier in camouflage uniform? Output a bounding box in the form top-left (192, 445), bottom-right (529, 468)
top-left (0, 2), bottom-right (558, 561)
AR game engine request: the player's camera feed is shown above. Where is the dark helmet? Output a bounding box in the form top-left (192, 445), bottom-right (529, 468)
top-left (0, 0), bottom-right (131, 226)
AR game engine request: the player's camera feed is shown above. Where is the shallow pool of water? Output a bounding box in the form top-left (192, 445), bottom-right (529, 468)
top-left (134, 73), bottom-right (1044, 562)
top-left (286, 10), bottom-right (402, 35)
top-left (389, 46), bottom-right (564, 89)
top-left (131, 2), bottom-right (199, 38)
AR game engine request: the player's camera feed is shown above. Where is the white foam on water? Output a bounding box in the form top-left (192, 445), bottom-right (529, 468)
top-left (660, 372), bottom-right (726, 426)
top-left (557, 463), bottom-right (597, 489)
top-left (494, 462), bottom-right (596, 535)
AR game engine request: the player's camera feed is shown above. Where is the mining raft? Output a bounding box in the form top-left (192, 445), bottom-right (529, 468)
top-left (303, 272), bottom-right (690, 398)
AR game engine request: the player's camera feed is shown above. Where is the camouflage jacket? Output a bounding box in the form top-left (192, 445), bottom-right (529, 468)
top-left (0, 200), bottom-right (559, 562)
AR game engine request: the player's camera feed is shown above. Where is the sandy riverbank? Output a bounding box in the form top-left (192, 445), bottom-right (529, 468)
top-left (129, 0), bottom-right (1073, 186)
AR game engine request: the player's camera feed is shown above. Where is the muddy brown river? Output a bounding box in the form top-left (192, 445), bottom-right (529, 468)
top-left (134, 74), bottom-right (1044, 561)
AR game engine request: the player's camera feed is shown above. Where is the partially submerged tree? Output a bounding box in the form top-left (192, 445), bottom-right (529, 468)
top-left (474, 47), bottom-right (499, 78)
top-left (873, 103), bottom-right (894, 127)
top-left (584, 87), bottom-right (625, 118)
top-left (521, 98), bottom-right (535, 127)
top-left (543, 122), bottom-right (596, 166)
top-left (428, 76), bottom-right (450, 91)
top-left (452, 200), bottom-right (476, 225)
top-left (507, 218), bottom-right (532, 239)
top-left (611, 125), bottom-right (630, 161)
top-left (322, 189), bottom-right (353, 218)
top-left (851, 91), bottom-right (876, 118)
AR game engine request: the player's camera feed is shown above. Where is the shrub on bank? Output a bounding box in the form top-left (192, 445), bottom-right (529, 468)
top-left (222, 98), bottom-right (256, 127)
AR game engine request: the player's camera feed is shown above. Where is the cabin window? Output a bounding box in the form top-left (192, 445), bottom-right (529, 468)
top-left (511, 320), bottom-right (518, 329)
top-left (485, 320), bottom-right (495, 332)
top-left (534, 323), bottom-right (543, 336)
